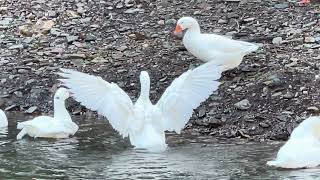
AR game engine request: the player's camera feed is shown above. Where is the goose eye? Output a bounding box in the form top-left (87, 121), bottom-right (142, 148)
top-left (56, 97), bottom-right (60, 100)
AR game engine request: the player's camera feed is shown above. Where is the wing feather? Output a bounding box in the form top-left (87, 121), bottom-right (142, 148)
top-left (58, 68), bottom-right (134, 137)
top-left (156, 62), bottom-right (222, 133)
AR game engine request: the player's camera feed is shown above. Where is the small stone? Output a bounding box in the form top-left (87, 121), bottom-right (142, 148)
top-left (259, 122), bottom-right (270, 128)
top-left (14, 91), bottom-right (23, 98)
top-left (117, 45), bottom-right (127, 51)
top-left (66, 35), bottom-right (79, 43)
top-left (18, 69), bottom-right (29, 74)
top-left (304, 37), bottom-right (316, 43)
top-left (263, 74), bottom-right (283, 87)
top-left (48, 10), bottom-right (58, 18)
top-left (64, 53), bottom-right (86, 59)
top-left (243, 17), bottom-right (255, 22)
top-left (9, 44), bottom-right (24, 50)
top-left (85, 34), bottom-right (97, 41)
top-left (283, 92), bottom-right (294, 99)
top-left (0, 18), bottom-right (13, 27)
top-left (218, 19), bottom-right (227, 24)
top-left (165, 19), bottom-right (177, 25)
top-left (274, 3), bottom-right (289, 9)
top-left (272, 37), bottom-right (283, 45)
top-left (234, 99), bottom-right (251, 110)
top-left (307, 106), bottom-right (319, 112)
top-left (25, 106), bottom-right (37, 114)
top-left (198, 108), bottom-right (206, 118)
top-left (92, 57), bottom-right (108, 63)
top-left (157, 20), bottom-right (165, 25)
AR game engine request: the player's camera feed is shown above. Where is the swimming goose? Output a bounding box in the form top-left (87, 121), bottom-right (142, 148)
top-left (0, 109), bottom-right (8, 128)
top-left (267, 116), bottom-right (320, 169)
top-left (174, 16), bottom-right (259, 71)
top-left (16, 88), bottom-right (79, 140)
top-left (59, 61), bottom-right (222, 151)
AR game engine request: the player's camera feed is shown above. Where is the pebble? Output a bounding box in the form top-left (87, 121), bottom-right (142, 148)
top-left (85, 34), bottom-right (97, 41)
top-left (8, 44), bottom-right (24, 50)
top-left (198, 107), bottom-right (206, 118)
top-left (25, 106), bottom-right (37, 114)
top-left (272, 37), bottom-right (282, 45)
top-left (234, 99), bottom-right (251, 110)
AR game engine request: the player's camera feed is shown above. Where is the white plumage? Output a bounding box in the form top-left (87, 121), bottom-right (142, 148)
top-left (16, 88), bottom-right (79, 140)
top-left (267, 116), bottom-right (320, 169)
top-left (174, 17), bottom-right (259, 71)
top-left (59, 61), bottom-right (222, 151)
top-left (0, 109), bottom-right (8, 128)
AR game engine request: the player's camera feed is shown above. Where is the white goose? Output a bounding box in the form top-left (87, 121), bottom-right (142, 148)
top-left (16, 88), bottom-right (79, 140)
top-left (59, 61), bottom-right (222, 151)
top-left (267, 116), bottom-right (320, 169)
top-left (174, 16), bottom-right (259, 71)
top-left (0, 109), bottom-right (8, 128)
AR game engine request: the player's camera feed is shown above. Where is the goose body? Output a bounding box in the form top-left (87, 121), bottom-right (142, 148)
top-left (267, 116), bottom-right (320, 168)
top-left (59, 61), bottom-right (222, 151)
top-left (0, 109), bottom-right (8, 128)
top-left (175, 17), bottom-right (259, 71)
top-left (17, 88), bottom-right (79, 140)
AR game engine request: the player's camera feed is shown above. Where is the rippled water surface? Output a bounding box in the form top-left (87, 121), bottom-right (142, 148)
top-left (1, 113), bottom-right (320, 179)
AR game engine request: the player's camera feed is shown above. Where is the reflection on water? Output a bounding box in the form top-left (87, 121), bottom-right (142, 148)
top-left (0, 113), bottom-right (319, 179)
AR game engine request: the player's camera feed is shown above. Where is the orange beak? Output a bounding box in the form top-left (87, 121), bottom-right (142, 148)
top-left (174, 24), bottom-right (183, 33)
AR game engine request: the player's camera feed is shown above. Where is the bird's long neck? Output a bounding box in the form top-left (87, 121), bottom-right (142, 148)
top-left (54, 99), bottom-right (71, 122)
top-left (138, 79), bottom-right (151, 105)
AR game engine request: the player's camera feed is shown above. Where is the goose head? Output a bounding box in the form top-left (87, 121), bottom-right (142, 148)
top-left (174, 17), bottom-right (200, 33)
top-left (54, 87), bottom-right (70, 101)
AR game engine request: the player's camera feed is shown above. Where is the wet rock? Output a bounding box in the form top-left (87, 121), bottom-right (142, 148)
top-left (234, 99), bottom-right (251, 110)
top-left (85, 34), bottom-right (97, 41)
top-left (197, 107), bottom-right (206, 118)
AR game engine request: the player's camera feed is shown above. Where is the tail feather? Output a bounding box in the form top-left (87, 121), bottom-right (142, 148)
top-left (17, 128), bottom-right (27, 140)
top-left (266, 160), bottom-right (278, 167)
top-left (238, 41), bottom-right (259, 54)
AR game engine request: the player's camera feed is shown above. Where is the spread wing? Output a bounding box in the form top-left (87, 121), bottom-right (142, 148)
top-left (156, 61), bottom-right (222, 133)
top-left (58, 68), bottom-right (134, 137)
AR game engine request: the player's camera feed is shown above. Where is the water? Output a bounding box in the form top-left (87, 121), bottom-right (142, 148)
top-left (0, 114), bottom-right (320, 179)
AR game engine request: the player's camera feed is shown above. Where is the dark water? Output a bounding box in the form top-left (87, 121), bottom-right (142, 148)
top-left (0, 114), bottom-right (320, 179)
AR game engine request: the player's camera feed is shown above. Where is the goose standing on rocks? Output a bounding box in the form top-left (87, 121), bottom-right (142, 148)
top-left (59, 61), bottom-right (222, 151)
top-left (16, 88), bottom-right (79, 140)
top-left (174, 16), bottom-right (259, 71)
top-left (0, 109), bottom-right (8, 128)
top-left (267, 116), bottom-right (320, 169)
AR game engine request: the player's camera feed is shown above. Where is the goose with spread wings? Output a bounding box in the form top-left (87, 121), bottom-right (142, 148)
top-left (58, 62), bottom-right (222, 151)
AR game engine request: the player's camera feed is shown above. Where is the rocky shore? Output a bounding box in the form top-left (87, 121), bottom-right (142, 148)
top-left (0, 0), bottom-right (319, 141)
